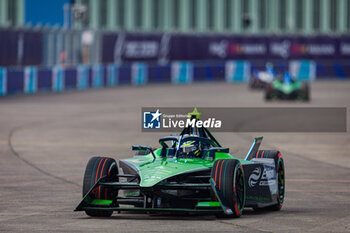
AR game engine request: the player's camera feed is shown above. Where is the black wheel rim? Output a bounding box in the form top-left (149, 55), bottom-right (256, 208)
top-left (278, 160), bottom-right (285, 203)
top-left (235, 165), bottom-right (245, 210)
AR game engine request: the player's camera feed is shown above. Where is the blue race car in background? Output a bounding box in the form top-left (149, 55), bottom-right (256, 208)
top-left (250, 63), bottom-right (275, 89)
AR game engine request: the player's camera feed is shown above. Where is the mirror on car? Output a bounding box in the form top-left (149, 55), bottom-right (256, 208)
top-left (132, 145), bottom-right (156, 160)
top-left (132, 145), bottom-right (151, 151)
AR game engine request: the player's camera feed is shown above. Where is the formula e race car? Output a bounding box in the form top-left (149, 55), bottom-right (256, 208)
top-left (75, 110), bottom-right (285, 218)
top-left (249, 63), bottom-right (275, 89)
top-left (265, 72), bottom-right (310, 101)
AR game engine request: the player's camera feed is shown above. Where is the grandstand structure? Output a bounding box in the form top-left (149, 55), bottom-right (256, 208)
top-left (0, 0), bottom-right (349, 34)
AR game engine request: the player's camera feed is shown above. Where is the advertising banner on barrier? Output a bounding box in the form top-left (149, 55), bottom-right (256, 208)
top-left (170, 35), bottom-right (269, 60)
top-left (131, 63), bottom-right (148, 85)
top-left (170, 35), bottom-right (339, 61)
top-left (0, 29), bottom-right (43, 66)
top-left (289, 61), bottom-right (316, 81)
top-left (102, 33), bottom-right (166, 63)
top-left (77, 65), bottom-right (89, 90)
top-left (171, 62), bottom-right (193, 84)
top-left (24, 67), bottom-right (38, 93)
top-left (92, 64), bottom-right (103, 88)
top-left (225, 61), bottom-right (251, 82)
top-left (52, 65), bottom-right (65, 92)
top-left (107, 64), bottom-right (118, 86)
top-left (339, 36), bottom-right (350, 57)
top-left (0, 68), bottom-right (7, 96)
top-left (101, 34), bottom-right (350, 63)
top-left (268, 36), bottom-right (337, 60)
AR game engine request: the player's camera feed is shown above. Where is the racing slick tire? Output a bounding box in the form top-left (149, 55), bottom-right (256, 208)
top-left (265, 84), bottom-right (273, 100)
top-left (82, 156), bottom-right (119, 217)
top-left (249, 76), bottom-right (260, 89)
top-left (249, 150), bottom-right (285, 211)
top-left (211, 159), bottom-right (246, 218)
top-left (300, 83), bottom-right (310, 101)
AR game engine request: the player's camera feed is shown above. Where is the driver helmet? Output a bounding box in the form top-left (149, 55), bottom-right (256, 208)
top-left (284, 72), bottom-right (291, 84)
top-left (266, 62), bottom-right (275, 75)
top-left (181, 135), bottom-right (201, 157)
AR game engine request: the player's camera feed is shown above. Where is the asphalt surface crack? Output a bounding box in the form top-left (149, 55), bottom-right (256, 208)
top-left (8, 124), bottom-right (80, 187)
top-left (216, 219), bottom-right (272, 233)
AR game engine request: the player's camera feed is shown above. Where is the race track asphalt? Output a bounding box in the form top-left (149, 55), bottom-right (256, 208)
top-left (0, 81), bottom-right (349, 232)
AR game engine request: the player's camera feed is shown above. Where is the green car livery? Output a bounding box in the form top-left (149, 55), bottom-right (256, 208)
top-left (265, 72), bottom-right (310, 101)
top-left (75, 110), bottom-right (285, 218)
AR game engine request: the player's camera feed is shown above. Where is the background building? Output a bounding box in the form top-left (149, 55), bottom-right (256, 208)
top-left (0, 0), bottom-right (349, 34)
top-left (0, 0), bottom-right (349, 71)
top-left (0, 0), bottom-right (349, 99)
top-left (0, 0), bottom-right (72, 27)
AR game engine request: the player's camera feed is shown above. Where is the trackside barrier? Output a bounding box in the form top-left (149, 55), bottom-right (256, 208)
top-left (107, 64), bottom-right (118, 86)
top-left (131, 63), bottom-right (148, 85)
top-left (92, 64), bottom-right (104, 88)
top-left (289, 60), bottom-right (316, 81)
top-left (24, 67), bottom-right (38, 94)
top-left (52, 65), bottom-right (65, 92)
top-left (0, 68), bottom-right (7, 96)
top-left (225, 61), bottom-right (251, 82)
top-left (77, 65), bottom-right (89, 90)
top-left (0, 60), bottom-right (349, 97)
top-left (171, 62), bottom-right (193, 84)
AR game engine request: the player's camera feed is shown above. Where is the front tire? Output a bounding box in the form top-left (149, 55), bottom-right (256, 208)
top-left (211, 159), bottom-right (246, 218)
top-left (300, 83), bottom-right (310, 101)
top-left (82, 156), bottom-right (118, 217)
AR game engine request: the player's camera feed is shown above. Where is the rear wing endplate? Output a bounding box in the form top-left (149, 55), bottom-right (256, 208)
top-left (244, 136), bottom-right (263, 160)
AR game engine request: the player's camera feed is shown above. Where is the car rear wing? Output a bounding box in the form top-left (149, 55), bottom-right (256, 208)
top-left (244, 136), bottom-right (263, 161)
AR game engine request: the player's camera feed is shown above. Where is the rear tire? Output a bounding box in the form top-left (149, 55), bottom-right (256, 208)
top-left (301, 83), bottom-right (310, 101)
top-left (271, 157), bottom-right (285, 210)
top-left (82, 156), bottom-right (118, 217)
top-left (265, 84), bottom-right (273, 100)
top-left (249, 150), bottom-right (285, 211)
top-left (211, 159), bottom-right (246, 218)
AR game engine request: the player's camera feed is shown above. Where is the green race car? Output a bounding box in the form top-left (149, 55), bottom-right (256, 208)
top-left (265, 72), bottom-right (310, 101)
top-left (75, 110), bottom-right (285, 218)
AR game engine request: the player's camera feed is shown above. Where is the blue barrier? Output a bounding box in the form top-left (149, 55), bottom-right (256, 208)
top-left (77, 65), bottom-right (89, 89)
top-left (52, 65), bottom-right (65, 92)
top-left (38, 68), bottom-right (52, 91)
top-left (119, 65), bottom-right (132, 85)
top-left (65, 68), bottom-right (77, 89)
top-left (289, 60), bottom-right (316, 81)
top-left (332, 63), bottom-right (347, 79)
top-left (107, 64), bottom-right (118, 86)
top-left (0, 68), bottom-right (7, 96)
top-left (92, 64), bottom-right (104, 88)
top-left (131, 63), bottom-right (147, 85)
top-left (171, 62), bottom-right (193, 84)
top-left (225, 61), bottom-right (251, 82)
top-left (0, 60), bottom-right (349, 97)
top-left (148, 65), bottom-right (171, 83)
top-left (24, 67), bottom-right (38, 94)
top-left (193, 62), bottom-right (225, 82)
top-left (7, 69), bottom-right (24, 94)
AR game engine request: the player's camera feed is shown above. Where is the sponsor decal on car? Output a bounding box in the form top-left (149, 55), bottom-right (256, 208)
top-left (248, 166), bottom-right (276, 188)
